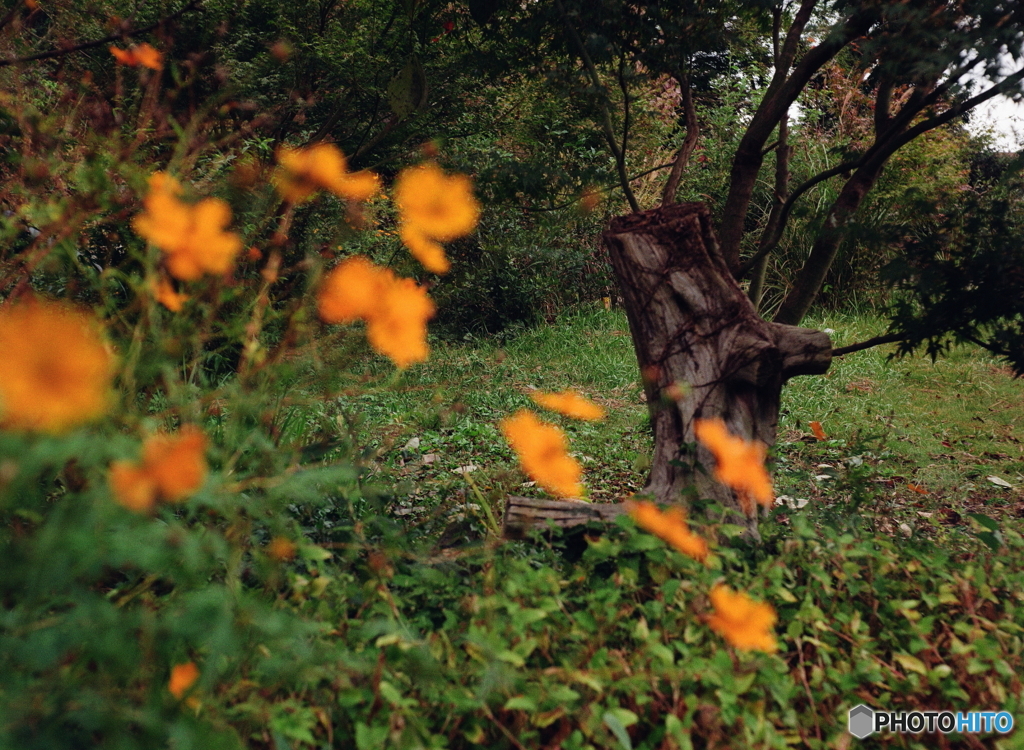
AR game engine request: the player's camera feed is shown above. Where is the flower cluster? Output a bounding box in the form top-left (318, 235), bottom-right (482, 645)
top-left (274, 143), bottom-right (380, 204)
top-left (0, 300), bottom-right (114, 433)
top-left (109, 426), bottom-right (209, 513)
top-left (395, 163), bottom-right (479, 274)
top-left (134, 173), bottom-right (242, 281)
top-left (500, 410), bottom-right (582, 499)
top-left (694, 418), bottom-right (774, 515)
top-left (317, 255), bottom-right (435, 368)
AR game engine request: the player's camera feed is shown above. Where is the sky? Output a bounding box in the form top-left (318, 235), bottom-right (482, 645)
top-left (967, 92), bottom-right (1024, 152)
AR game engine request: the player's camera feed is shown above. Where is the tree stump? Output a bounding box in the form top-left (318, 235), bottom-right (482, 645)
top-left (602, 203), bottom-right (832, 538)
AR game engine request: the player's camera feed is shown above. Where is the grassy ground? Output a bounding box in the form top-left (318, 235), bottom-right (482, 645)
top-left (322, 303), bottom-right (1024, 547)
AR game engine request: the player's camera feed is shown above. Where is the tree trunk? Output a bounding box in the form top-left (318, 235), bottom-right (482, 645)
top-left (603, 203), bottom-right (832, 538)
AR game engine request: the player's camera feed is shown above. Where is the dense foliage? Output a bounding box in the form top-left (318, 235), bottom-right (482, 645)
top-left (2, 0), bottom-right (1024, 748)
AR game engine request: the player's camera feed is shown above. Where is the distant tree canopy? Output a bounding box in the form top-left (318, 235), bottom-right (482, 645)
top-left (6, 0), bottom-right (1024, 367)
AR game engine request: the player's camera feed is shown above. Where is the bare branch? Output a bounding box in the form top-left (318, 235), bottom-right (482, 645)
top-left (736, 156), bottom-right (861, 279)
top-left (554, 0), bottom-right (640, 212)
top-left (832, 333), bottom-right (905, 357)
top-left (662, 72), bottom-right (699, 205)
top-left (0, 0), bottom-right (202, 69)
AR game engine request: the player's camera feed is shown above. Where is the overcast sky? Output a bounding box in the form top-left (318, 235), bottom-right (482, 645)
top-left (967, 92), bottom-right (1024, 152)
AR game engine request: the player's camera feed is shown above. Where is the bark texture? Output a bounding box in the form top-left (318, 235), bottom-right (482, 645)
top-left (603, 203), bottom-right (832, 537)
top-left (503, 497), bottom-right (627, 539)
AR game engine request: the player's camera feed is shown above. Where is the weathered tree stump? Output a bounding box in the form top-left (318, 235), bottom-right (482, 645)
top-left (602, 203), bottom-right (832, 538)
top-left (502, 496), bottom-right (627, 539)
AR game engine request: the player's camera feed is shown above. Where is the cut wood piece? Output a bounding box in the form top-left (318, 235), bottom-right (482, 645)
top-left (502, 496), bottom-right (627, 539)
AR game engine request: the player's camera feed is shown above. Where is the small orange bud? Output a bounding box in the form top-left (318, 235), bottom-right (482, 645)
top-left (168, 662), bottom-right (199, 699)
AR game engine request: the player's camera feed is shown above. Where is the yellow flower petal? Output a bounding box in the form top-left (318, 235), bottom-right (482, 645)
top-left (169, 662), bottom-right (200, 699)
top-left (694, 418), bottom-right (773, 515)
top-left (500, 410), bottom-right (583, 499)
top-left (531, 390), bottom-right (605, 421)
top-left (399, 225), bottom-right (450, 274)
top-left (0, 300), bottom-right (114, 433)
top-left (133, 173), bottom-right (242, 281)
top-left (706, 585), bottom-right (778, 652)
top-left (317, 256), bottom-right (435, 368)
top-left (274, 143), bottom-right (379, 203)
top-left (395, 163), bottom-right (479, 241)
top-left (626, 500), bottom-right (709, 563)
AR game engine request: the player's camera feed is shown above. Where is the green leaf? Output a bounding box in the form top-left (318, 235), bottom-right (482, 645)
top-left (356, 723), bottom-right (389, 750)
top-left (504, 696), bottom-right (538, 711)
top-left (969, 513), bottom-right (1000, 532)
top-left (603, 710), bottom-right (635, 750)
top-left (893, 654), bottom-right (927, 675)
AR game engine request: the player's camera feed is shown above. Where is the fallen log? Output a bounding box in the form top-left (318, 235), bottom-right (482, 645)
top-left (502, 496), bottom-right (627, 539)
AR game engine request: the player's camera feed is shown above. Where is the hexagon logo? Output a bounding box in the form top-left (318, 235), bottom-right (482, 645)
top-left (848, 704), bottom-right (875, 739)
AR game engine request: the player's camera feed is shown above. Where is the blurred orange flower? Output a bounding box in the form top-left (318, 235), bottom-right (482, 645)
top-left (626, 500), bottom-right (709, 563)
top-left (808, 421), bottom-right (827, 440)
top-left (274, 143), bottom-right (379, 204)
top-left (0, 300), bottom-right (114, 433)
top-left (109, 461), bottom-right (158, 513)
top-left (267, 537), bottom-right (297, 561)
top-left (500, 410), bottom-right (582, 499)
top-left (110, 43), bottom-right (163, 70)
top-left (531, 390), bottom-right (605, 421)
top-left (143, 426), bottom-right (209, 502)
top-left (168, 662), bottom-right (200, 699)
top-left (694, 418), bottom-right (773, 515)
top-left (109, 426), bottom-right (208, 512)
top-left (153, 276), bottom-right (188, 312)
top-left (706, 584), bottom-right (777, 652)
top-left (394, 163), bottom-right (479, 274)
top-left (133, 172), bottom-right (242, 281)
top-left (317, 256), bottom-right (434, 368)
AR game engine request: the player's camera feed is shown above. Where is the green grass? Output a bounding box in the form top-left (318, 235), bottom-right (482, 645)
top-left (314, 303), bottom-right (1024, 548)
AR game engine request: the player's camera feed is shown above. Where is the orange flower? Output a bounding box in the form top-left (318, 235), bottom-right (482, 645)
top-left (133, 172), bottom-right (242, 281)
top-left (365, 277), bottom-right (435, 368)
top-left (109, 461), bottom-right (158, 513)
top-left (398, 225), bottom-right (450, 274)
top-left (153, 276), bottom-right (189, 312)
top-left (142, 426), bottom-right (208, 502)
top-left (706, 584), bottom-right (777, 652)
top-left (808, 421), bottom-right (827, 440)
top-left (110, 43), bottom-right (163, 70)
top-left (531, 390), bottom-right (606, 421)
top-left (274, 143), bottom-right (380, 204)
top-left (627, 500), bottom-right (709, 563)
top-left (500, 410), bottom-right (583, 499)
top-left (693, 418), bottom-right (773, 515)
top-left (317, 256), bottom-right (390, 324)
top-left (267, 537), bottom-right (297, 561)
top-left (317, 256), bottom-right (434, 368)
top-left (109, 426), bottom-right (208, 512)
top-left (168, 662), bottom-right (200, 699)
top-left (394, 163), bottom-right (479, 274)
top-left (0, 300), bottom-right (114, 433)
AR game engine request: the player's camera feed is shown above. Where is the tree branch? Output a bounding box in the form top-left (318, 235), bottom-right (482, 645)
top-left (736, 157), bottom-right (861, 279)
top-left (661, 72), bottom-right (699, 205)
top-left (832, 333), bottom-right (905, 357)
top-left (554, 0), bottom-right (640, 212)
top-left (0, 0), bottom-right (202, 68)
